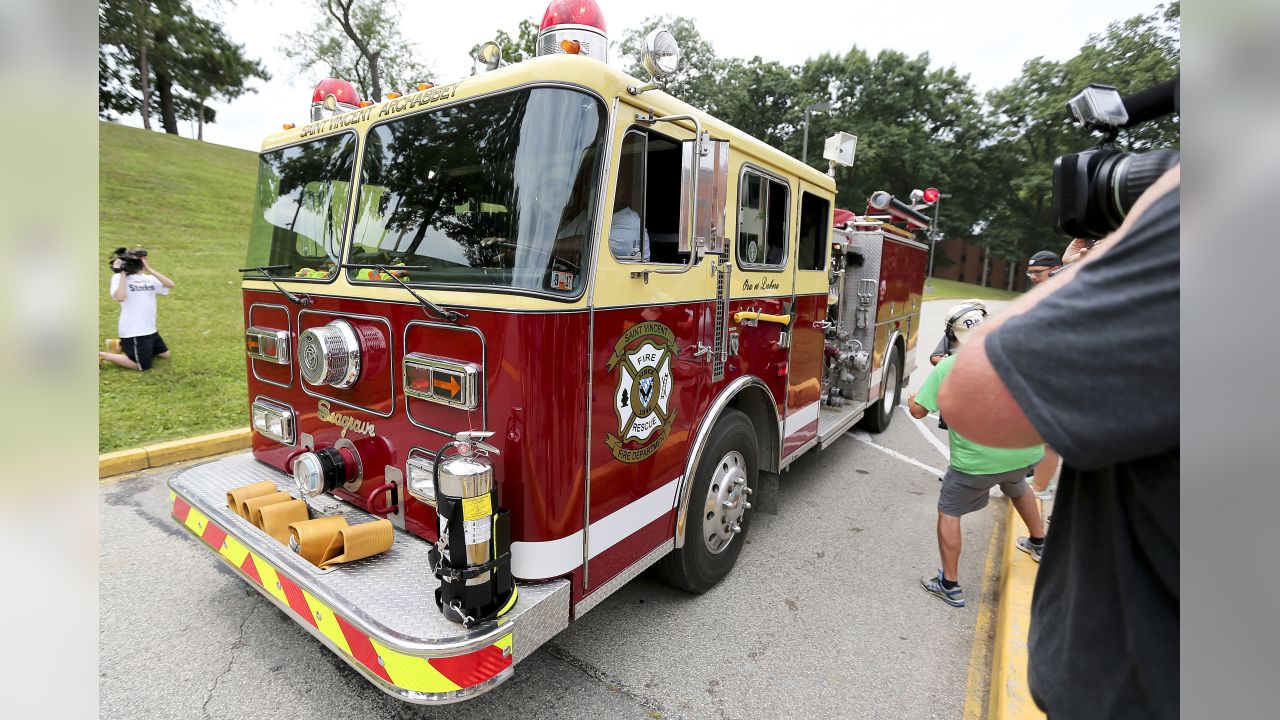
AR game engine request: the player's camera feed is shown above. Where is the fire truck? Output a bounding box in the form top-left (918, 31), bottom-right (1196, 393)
top-left (169, 0), bottom-right (930, 704)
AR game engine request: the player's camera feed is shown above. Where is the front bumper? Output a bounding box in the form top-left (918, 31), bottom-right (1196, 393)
top-left (168, 453), bottom-right (570, 704)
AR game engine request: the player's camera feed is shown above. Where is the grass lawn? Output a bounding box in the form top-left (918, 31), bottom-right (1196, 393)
top-left (99, 122), bottom-right (258, 452)
top-left (923, 277), bottom-right (1023, 302)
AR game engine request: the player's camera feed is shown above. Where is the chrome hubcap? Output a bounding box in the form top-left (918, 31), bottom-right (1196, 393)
top-left (702, 450), bottom-right (752, 554)
top-left (882, 357), bottom-right (898, 414)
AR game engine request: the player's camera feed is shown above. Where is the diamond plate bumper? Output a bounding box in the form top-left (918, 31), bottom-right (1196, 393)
top-left (168, 453), bottom-right (570, 705)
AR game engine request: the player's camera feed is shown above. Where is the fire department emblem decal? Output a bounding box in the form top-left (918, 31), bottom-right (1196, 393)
top-left (605, 321), bottom-right (678, 463)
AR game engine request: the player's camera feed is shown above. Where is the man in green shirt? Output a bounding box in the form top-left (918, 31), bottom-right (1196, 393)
top-left (908, 308), bottom-right (1047, 607)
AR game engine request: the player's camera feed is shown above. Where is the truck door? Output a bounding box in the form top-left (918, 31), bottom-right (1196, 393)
top-left (583, 117), bottom-right (727, 598)
top-left (729, 165), bottom-right (797, 445)
top-left (781, 184), bottom-right (833, 461)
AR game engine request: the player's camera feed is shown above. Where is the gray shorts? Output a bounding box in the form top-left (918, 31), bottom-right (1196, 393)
top-left (938, 465), bottom-right (1033, 517)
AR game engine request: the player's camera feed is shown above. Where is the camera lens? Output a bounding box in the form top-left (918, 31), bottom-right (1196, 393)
top-left (1106, 149), bottom-right (1179, 222)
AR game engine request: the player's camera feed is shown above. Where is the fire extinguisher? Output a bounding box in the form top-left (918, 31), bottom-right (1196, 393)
top-left (428, 431), bottom-right (518, 627)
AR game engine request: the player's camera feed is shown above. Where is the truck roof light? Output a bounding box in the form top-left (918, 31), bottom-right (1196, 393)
top-left (386, 91), bottom-right (402, 100)
top-left (540, 0), bottom-right (607, 32)
top-left (417, 83), bottom-right (434, 91)
top-left (311, 78), bottom-right (362, 121)
top-left (560, 39), bottom-right (581, 54)
top-left (923, 187), bottom-right (940, 204)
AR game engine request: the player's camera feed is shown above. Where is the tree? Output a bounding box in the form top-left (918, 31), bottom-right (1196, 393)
top-left (183, 16), bottom-right (271, 140)
top-left (470, 18), bottom-right (539, 66)
top-left (100, 0), bottom-right (268, 135)
top-left (616, 15), bottom-right (728, 112)
top-left (980, 1), bottom-right (1180, 261)
top-left (283, 0), bottom-right (431, 103)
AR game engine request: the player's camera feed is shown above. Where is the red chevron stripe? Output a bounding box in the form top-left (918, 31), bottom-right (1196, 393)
top-left (240, 553), bottom-right (263, 586)
top-left (428, 644), bottom-right (511, 689)
top-left (172, 496), bottom-right (191, 523)
top-left (276, 574), bottom-right (318, 629)
top-left (335, 614), bottom-right (394, 683)
top-left (201, 520), bottom-right (227, 551)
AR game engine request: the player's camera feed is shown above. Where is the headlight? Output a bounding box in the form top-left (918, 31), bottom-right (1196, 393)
top-left (251, 399), bottom-right (295, 444)
top-left (246, 327), bottom-right (290, 364)
top-left (405, 451), bottom-right (437, 506)
top-left (299, 319), bottom-right (361, 389)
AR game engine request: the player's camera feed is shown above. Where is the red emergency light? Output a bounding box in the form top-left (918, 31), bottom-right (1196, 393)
top-left (311, 78), bottom-right (362, 121)
top-left (540, 0), bottom-right (607, 32)
top-left (537, 0), bottom-right (609, 62)
top-left (923, 187), bottom-right (940, 204)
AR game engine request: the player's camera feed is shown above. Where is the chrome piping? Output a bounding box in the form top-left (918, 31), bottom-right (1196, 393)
top-left (674, 375), bottom-right (779, 549)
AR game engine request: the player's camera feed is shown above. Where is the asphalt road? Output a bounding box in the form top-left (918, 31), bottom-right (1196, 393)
top-left (100, 300), bottom-right (1010, 720)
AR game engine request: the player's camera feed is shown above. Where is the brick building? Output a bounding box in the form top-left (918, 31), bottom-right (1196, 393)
top-left (929, 235), bottom-right (1040, 292)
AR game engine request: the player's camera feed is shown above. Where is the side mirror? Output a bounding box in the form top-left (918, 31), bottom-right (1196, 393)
top-left (680, 133), bottom-right (729, 257)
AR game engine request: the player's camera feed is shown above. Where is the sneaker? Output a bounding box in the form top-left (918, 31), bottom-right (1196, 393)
top-left (920, 570), bottom-right (965, 607)
top-left (1016, 536), bottom-right (1044, 563)
top-left (1034, 487), bottom-right (1054, 501)
top-left (104, 338), bottom-right (121, 354)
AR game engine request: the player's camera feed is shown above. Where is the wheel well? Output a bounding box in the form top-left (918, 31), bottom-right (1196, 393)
top-left (727, 385), bottom-right (780, 474)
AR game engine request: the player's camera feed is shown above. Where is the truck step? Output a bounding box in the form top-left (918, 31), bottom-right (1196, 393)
top-left (168, 452), bottom-right (569, 704)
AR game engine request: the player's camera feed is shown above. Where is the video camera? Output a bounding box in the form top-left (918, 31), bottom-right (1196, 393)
top-left (109, 246), bottom-right (146, 274)
top-left (1052, 76), bottom-right (1180, 240)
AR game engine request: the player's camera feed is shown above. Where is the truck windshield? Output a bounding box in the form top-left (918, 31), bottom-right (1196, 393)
top-left (347, 87), bottom-right (605, 296)
top-left (244, 133), bottom-right (356, 280)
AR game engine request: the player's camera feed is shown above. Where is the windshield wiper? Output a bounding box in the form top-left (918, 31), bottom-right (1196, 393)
top-left (237, 265), bottom-right (312, 307)
top-left (348, 263), bottom-right (466, 324)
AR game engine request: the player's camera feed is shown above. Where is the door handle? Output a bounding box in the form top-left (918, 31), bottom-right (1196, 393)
top-left (734, 311), bottom-right (791, 326)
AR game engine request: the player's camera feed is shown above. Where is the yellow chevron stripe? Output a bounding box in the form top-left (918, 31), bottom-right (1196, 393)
top-left (369, 637), bottom-right (463, 694)
top-left (184, 507), bottom-right (210, 535)
top-left (302, 588), bottom-right (353, 657)
top-left (220, 534), bottom-right (251, 567)
top-left (251, 554), bottom-right (291, 605)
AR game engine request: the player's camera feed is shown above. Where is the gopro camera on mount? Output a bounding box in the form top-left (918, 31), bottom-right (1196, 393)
top-left (1052, 77), bottom-right (1180, 240)
top-left (1067, 84), bottom-right (1129, 133)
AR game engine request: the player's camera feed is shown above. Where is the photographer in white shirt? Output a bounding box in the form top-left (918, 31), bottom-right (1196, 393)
top-left (100, 249), bottom-right (175, 371)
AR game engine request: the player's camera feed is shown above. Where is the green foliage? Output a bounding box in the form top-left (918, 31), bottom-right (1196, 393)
top-left (99, 121), bottom-right (258, 452)
top-left (617, 15), bottom-right (729, 112)
top-left (99, 0), bottom-right (269, 134)
top-left (282, 0), bottom-right (431, 102)
top-left (981, 1), bottom-right (1180, 260)
top-left (471, 18), bottom-right (540, 66)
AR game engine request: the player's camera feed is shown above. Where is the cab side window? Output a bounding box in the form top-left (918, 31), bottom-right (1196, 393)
top-left (609, 129), bottom-right (688, 264)
top-left (797, 192), bottom-right (830, 271)
top-left (737, 169), bottom-right (788, 269)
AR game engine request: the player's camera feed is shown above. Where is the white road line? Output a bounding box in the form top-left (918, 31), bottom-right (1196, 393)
top-left (848, 430), bottom-right (945, 478)
top-left (904, 406), bottom-right (951, 461)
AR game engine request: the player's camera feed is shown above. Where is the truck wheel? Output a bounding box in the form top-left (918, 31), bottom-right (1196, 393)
top-left (659, 409), bottom-right (758, 594)
top-left (859, 344), bottom-right (902, 433)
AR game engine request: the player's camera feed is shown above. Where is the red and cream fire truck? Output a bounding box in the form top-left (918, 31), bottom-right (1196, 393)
top-left (169, 0), bottom-right (930, 704)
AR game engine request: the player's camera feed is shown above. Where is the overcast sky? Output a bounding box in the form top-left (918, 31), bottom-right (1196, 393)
top-left (118, 0), bottom-right (1169, 151)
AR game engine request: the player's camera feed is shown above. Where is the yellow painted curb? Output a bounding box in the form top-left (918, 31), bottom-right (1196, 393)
top-left (98, 448), bottom-right (149, 477)
top-left (989, 500), bottom-right (1047, 720)
top-left (99, 427), bottom-right (251, 478)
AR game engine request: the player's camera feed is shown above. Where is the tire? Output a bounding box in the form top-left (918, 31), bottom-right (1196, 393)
top-left (859, 343), bottom-right (902, 433)
top-left (659, 409), bottom-right (758, 594)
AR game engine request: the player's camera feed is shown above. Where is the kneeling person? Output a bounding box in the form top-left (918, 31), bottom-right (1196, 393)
top-left (907, 317), bottom-right (1046, 607)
